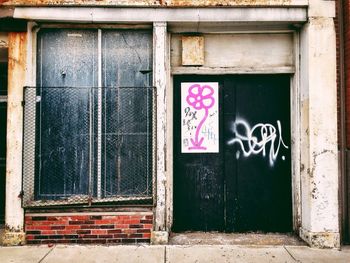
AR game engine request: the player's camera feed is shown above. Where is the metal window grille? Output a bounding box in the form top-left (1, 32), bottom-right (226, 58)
top-left (22, 86), bottom-right (156, 207)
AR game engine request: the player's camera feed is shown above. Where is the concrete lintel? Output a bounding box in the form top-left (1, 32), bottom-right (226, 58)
top-left (13, 7), bottom-right (307, 23)
top-left (299, 227), bottom-right (340, 248)
top-left (172, 66), bottom-right (295, 75)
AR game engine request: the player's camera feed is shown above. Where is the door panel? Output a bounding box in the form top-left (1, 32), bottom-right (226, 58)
top-left (173, 76), bottom-right (224, 232)
top-left (36, 29), bottom-right (97, 199)
top-left (224, 75), bottom-right (292, 232)
top-left (0, 102), bottom-right (6, 224)
top-left (0, 62), bottom-right (7, 224)
top-left (173, 75), bottom-right (292, 233)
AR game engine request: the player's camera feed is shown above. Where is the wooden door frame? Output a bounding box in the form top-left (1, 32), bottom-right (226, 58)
top-left (169, 73), bottom-right (295, 231)
top-left (166, 33), bottom-right (301, 233)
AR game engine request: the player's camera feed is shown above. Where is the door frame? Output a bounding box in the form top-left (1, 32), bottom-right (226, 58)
top-left (166, 30), bottom-right (301, 233)
top-left (172, 74), bottom-right (293, 232)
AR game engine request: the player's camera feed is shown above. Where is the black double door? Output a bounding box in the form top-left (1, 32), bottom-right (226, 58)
top-left (0, 62), bottom-right (7, 224)
top-left (173, 75), bottom-right (292, 233)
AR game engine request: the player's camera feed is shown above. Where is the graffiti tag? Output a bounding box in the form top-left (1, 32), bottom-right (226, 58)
top-left (227, 118), bottom-right (288, 166)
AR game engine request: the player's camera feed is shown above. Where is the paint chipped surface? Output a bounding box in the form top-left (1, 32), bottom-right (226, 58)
top-left (1, 0), bottom-right (159, 6)
top-left (4, 32), bottom-right (27, 246)
top-left (299, 228), bottom-right (340, 248)
top-left (165, 0), bottom-right (296, 6)
top-left (0, 0), bottom-right (307, 7)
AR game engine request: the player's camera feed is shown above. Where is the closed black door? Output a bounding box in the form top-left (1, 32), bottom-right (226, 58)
top-left (173, 75), bottom-right (292, 233)
top-left (0, 102), bottom-right (6, 224)
top-left (0, 62), bottom-right (7, 224)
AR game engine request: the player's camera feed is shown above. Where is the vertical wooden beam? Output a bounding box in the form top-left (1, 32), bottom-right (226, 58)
top-left (151, 22), bottom-right (168, 244)
top-left (3, 32), bottom-right (27, 246)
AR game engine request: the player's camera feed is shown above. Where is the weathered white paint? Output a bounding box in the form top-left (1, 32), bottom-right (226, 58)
top-left (299, 12), bottom-right (339, 247)
top-left (28, 23), bottom-right (38, 87)
top-left (153, 22), bottom-right (168, 242)
top-left (171, 33), bottom-right (294, 70)
top-left (291, 31), bottom-right (302, 231)
top-left (165, 32), bottom-right (173, 232)
top-left (3, 32), bottom-right (27, 246)
top-left (13, 7), bottom-right (307, 23)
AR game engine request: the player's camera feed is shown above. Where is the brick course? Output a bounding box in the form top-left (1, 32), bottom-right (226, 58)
top-left (344, 0), bottom-right (350, 147)
top-left (25, 214), bottom-right (153, 244)
top-left (336, 0), bottom-right (350, 147)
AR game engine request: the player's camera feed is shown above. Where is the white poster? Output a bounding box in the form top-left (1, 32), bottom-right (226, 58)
top-left (181, 82), bottom-right (219, 153)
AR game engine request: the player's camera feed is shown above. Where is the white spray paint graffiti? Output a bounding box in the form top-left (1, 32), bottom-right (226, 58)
top-left (227, 118), bottom-right (289, 166)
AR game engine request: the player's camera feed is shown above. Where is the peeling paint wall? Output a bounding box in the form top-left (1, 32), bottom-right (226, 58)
top-left (0, 0), bottom-right (308, 7)
top-left (299, 0), bottom-right (340, 248)
top-left (3, 32), bottom-right (27, 246)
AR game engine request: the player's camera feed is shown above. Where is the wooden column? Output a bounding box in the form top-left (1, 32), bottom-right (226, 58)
top-left (3, 32), bottom-right (27, 246)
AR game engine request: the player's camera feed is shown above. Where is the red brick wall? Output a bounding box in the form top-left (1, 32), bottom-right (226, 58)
top-left (335, 0), bottom-right (341, 147)
top-left (25, 213), bottom-right (153, 244)
top-left (336, 0), bottom-right (350, 148)
top-left (345, 0), bottom-right (350, 148)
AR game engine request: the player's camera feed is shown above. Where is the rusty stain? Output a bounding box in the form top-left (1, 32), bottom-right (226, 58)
top-left (4, 33), bottom-right (27, 242)
top-left (0, 0), bottom-right (159, 6)
top-left (0, 0), bottom-right (294, 7)
top-left (8, 32), bottom-right (26, 95)
top-left (165, 0), bottom-right (293, 6)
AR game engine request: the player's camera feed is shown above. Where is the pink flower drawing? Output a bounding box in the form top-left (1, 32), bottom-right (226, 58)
top-left (186, 84), bottom-right (215, 150)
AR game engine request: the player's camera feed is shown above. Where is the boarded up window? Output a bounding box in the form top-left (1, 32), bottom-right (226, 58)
top-left (22, 29), bottom-right (154, 206)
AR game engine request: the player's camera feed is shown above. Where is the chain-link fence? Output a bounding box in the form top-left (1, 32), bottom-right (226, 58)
top-left (22, 86), bottom-right (156, 207)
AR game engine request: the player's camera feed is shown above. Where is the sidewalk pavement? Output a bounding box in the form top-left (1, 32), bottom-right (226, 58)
top-left (0, 245), bottom-right (349, 263)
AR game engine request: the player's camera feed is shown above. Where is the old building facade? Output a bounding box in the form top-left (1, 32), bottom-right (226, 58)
top-left (0, 0), bottom-right (344, 248)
